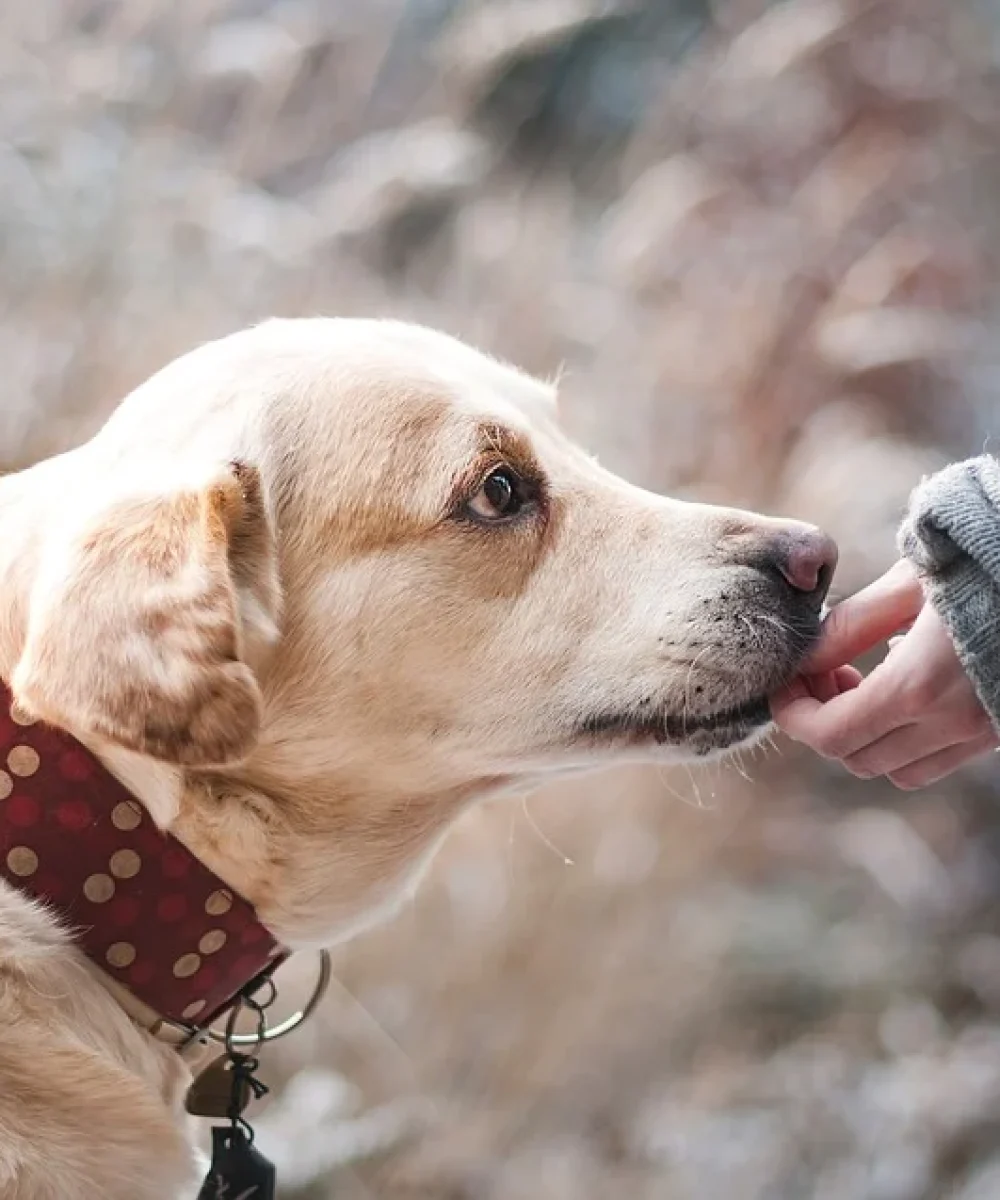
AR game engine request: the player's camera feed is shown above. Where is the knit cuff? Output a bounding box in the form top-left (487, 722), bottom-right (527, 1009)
top-left (898, 455), bottom-right (1000, 732)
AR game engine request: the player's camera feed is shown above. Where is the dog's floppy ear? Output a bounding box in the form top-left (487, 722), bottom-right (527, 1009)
top-left (12, 462), bottom-right (280, 768)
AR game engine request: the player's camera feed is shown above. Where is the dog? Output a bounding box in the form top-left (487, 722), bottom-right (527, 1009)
top-left (0, 318), bottom-right (836, 1198)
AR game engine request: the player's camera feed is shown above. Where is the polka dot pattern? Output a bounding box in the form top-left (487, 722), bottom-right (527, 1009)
top-left (173, 952), bottom-right (202, 979)
top-left (205, 889), bottom-right (233, 916)
top-left (10, 703), bottom-right (36, 727)
top-left (8, 795), bottom-right (40, 828)
top-left (7, 746), bottom-right (40, 777)
top-left (57, 799), bottom-right (93, 831)
top-left (106, 941), bottom-right (136, 968)
top-left (111, 801), bottom-right (142, 831)
top-left (83, 873), bottom-right (115, 903)
top-left (7, 846), bottom-right (38, 876)
top-left (157, 894), bottom-right (188, 923)
top-left (109, 848), bottom-right (141, 879)
top-left (0, 681), bottom-right (285, 1026)
top-left (199, 929), bottom-right (227, 955)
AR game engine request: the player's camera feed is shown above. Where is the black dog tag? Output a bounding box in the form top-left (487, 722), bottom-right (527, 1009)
top-left (197, 1125), bottom-right (276, 1200)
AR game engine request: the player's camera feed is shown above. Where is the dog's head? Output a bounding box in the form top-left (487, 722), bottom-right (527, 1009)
top-left (10, 319), bottom-right (835, 938)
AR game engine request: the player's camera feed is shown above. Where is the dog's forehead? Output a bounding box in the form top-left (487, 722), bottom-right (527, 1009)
top-left (98, 319), bottom-right (562, 510)
top-left (260, 320), bottom-right (560, 469)
top-left (309, 318), bottom-right (557, 426)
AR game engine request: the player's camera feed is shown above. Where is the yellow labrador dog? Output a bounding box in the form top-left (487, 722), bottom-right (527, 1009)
top-left (0, 318), bottom-right (835, 1198)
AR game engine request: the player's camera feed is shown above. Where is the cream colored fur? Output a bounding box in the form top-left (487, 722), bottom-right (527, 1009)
top-left (0, 318), bottom-right (831, 1198)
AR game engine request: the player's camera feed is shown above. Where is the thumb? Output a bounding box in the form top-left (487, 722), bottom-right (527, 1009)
top-left (804, 559), bottom-right (925, 674)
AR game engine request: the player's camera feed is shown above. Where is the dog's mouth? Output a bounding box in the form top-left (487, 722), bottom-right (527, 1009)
top-left (578, 693), bottom-right (773, 756)
top-left (572, 594), bottom-right (824, 760)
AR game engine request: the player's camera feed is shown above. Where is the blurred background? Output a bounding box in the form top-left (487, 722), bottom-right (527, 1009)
top-left (5, 1), bottom-right (1000, 1196)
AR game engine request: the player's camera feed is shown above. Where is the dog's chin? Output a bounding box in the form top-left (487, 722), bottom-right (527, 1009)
top-left (579, 694), bottom-right (774, 760)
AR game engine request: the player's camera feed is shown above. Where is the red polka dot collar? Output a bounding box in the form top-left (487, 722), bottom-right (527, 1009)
top-left (0, 682), bottom-right (285, 1032)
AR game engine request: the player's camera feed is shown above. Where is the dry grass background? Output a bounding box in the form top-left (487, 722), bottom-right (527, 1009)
top-left (5, 1), bottom-right (1000, 1196)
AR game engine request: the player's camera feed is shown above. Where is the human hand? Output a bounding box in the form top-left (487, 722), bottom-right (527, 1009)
top-left (771, 560), bottom-right (999, 789)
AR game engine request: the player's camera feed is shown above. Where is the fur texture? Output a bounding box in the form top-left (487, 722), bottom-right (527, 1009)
top-left (0, 318), bottom-right (833, 1198)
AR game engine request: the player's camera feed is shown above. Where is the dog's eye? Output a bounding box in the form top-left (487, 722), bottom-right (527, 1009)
top-left (467, 467), bottom-right (527, 521)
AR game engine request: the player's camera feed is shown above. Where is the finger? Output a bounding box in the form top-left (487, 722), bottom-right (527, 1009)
top-left (807, 673), bottom-right (841, 704)
top-left (834, 665), bottom-right (864, 692)
top-left (771, 675), bottom-right (812, 707)
top-left (803, 666), bottom-right (864, 703)
top-left (843, 723), bottom-right (954, 779)
top-left (772, 671), bottom-right (908, 759)
top-left (888, 735), bottom-right (1000, 791)
top-left (771, 665), bottom-right (863, 712)
top-left (805, 560), bottom-right (925, 674)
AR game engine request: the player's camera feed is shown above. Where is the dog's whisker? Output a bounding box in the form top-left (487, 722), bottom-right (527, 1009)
top-left (727, 746), bottom-right (755, 785)
top-left (681, 643), bottom-right (713, 733)
top-left (681, 763), bottom-right (709, 810)
top-left (654, 765), bottom-right (714, 811)
top-left (506, 807), bottom-right (519, 889)
top-left (520, 795), bottom-right (574, 865)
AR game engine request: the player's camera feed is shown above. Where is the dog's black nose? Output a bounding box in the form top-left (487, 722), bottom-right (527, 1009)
top-left (771, 526), bottom-right (838, 603)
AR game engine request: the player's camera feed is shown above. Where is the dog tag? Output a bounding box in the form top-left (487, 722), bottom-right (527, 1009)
top-left (186, 1055), bottom-right (252, 1120)
top-left (197, 1125), bottom-right (276, 1200)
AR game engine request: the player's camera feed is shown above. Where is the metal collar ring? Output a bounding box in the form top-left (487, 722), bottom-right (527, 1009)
top-left (205, 949), bottom-right (332, 1047)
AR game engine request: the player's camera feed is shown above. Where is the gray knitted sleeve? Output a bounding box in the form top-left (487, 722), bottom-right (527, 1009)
top-left (898, 455), bottom-right (1000, 731)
